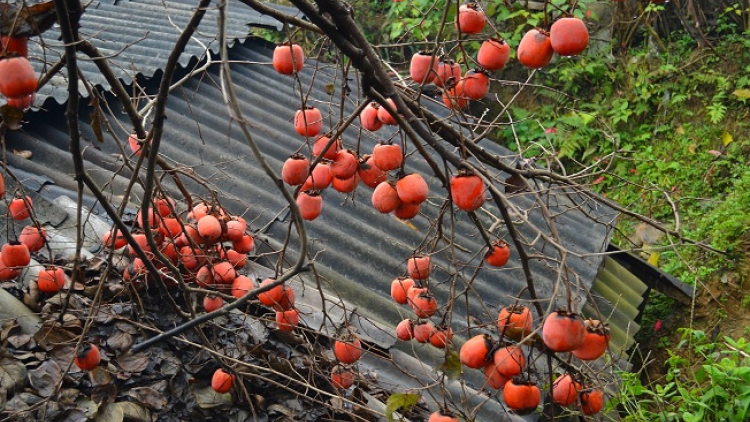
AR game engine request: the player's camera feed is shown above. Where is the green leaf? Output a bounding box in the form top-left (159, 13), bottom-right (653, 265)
top-left (437, 349), bottom-right (462, 379)
top-left (385, 393), bottom-right (420, 422)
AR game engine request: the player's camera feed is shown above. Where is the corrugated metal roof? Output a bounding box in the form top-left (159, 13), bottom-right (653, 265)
top-left (28, 0), bottom-right (289, 105)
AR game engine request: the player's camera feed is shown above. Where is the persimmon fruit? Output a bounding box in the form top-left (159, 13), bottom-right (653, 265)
top-left (74, 344), bottom-right (101, 371)
top-left (503, 377), bottom-right (541, 414)
top-left (485, 240), bottom-right (511, 267)
top-left (37, 267), bottom-right (65, 293)
top-left (550, 17), bottom-right (589, 57)
top-left (456, 3), bottom-right (486, 34)
top-left (282, 154), bottom-right (310, 186)
top-left (459, 334), bottom-right (493, 368)
top-left (477, 38), bottom-right (511, 71)
top-left (517, 28), bottom-right (554, 69)
top-left (294, 106), bottom-right (323, 137)
top-left (372, 142), bottom-right (403, 171)
top-left (273, 42), bottom-right (304, 75)
top-left (409, 51), bottom-right (437, 84)
top-left (450, 171), bottom-right (485, 211)
top-left (9, 196), bottom-right (32, 220)
top-left (334, 336), bottom-right (363, 364)
top-left (331, 365), bottom-right (354, 389)
top-left (211, 369), bottom-right (235, 393)
top-left (542, 310), bottom-right (586, 352)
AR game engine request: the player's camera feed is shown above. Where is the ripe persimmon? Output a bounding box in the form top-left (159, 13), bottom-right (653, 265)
top-left (225, 217), bottom-right (246, 243)
top-left (435, 58), bottom-right (461, 88)
top-left (232, 234), bottom-right (255, 254)
top-left (450, 171), bottom-right (485, 211)
top-left (409, 51), bottom-right (437, 84)
top-left (442, 79), bottom-right (469, 110)
top-left (580, 386), bottom-right (605, 415)
top-left (273, 42), bottom-right (304, 75)
top-left (19, 225), bottom-right (47, 252)
top-left (394, 201), bottom-right (421, 220)
top-left (0, 56), bottom-right (37, 99)
top-left (358, 155), bottom-right (387, 189)
top-left (1, 242), bottom-right (30, 268)
top-left (552, 373), bottom-right (581, 407)
top-left (9, 196), bottom-right (32, 220)
top-left (485, 240), bottom-right (511, 267)
top-left (302, 162), bottom-right (333, 190)
top-left (154, 195), bottom-right (175, 217)
top-left (203, 295), bottom-right (224, 312)
top-left (542, 310), bottom-right (586, 352)
top-left (371, 181), bottom-right (401, 213)
top-left (1, 35), bottom-right (29, 58)
top-left (427, 409), bottom-right (459, 422)
top-left (462, 69), bottom-right (490, 100)
top-left (37, 267), bottom-right (65, 293)
top-left (518, 29), bottom-right (554, 69)
top-left (230, 275), bottom-right (254, 299)
top-left (429, 326), bottom-right (454, 348)
top-left (282, 154), bottom-right (310, 186)
top-left (312, 135), bottom-right (341, 160)
top-left (504, 377), bottom-right (541, 414)
top-left (372, 142), bottom-right (403, 171)
top-left (376, 98), bottom-right (398, 126)
top-left (197, 215), bottom-right (222, 244)
top-left (456, 3), bottom-right (486, 34)
top-left (459, 334), bottom-right (493, 369)
top-left (330, 149), bottom-right (359, 180)
top-left (407, 254), bottom-right (431, 280)
top-left (550, 17), bottom-right (589, 57)
top-left (212, 261), bottom-right (236, 285)
top-left (396, 319), bottom-right (414, 341)
top-left (360, 102), bottom-right (383, 132)
top-left (572, 319), bottom-right (610, 360)
top-left (273, 286), bottom-right (296, 311)
top-left (477, 38), bottom-right (511, 71)
top-left (492, 346), bottom-right (526, 378)
top-left (334, 336), bottom-right (363, 364)
top-left (332, 173), bottom-right (360, 193)
top-left (297, 190), bottom-right (323, 220)
top-left (75, 344), bottom-right (101, 371)
top-left (396, 173), bottom-right (428, 205)
top-left (390, 277), bottom-right (415, 304)
top-left (294, 106), bottom-right (323, 137)
top-left (412, 320), bottom-right (435, 343)
top-left (406, 285), bottom-right (428, 303)
top-left (258, 278), bottom-right (284, 308)
top-left (331, 365), bottom-right (354, 389)
top-left (410, 292), bottom-right (438, 318)
top-left (180, 245), bottom-right (205, 271)
top-left (194, 265), bottom-right (214, 288)
top-left (276, 308), bottom-right (299, 331)
top-left (483, 362), bottom-right (510, 389)
top-left (497, 304), bottom-right (533, 341)
top-left (0, 257), bottom-right (20, 280)
top-left (211, 368), bottom-right (235, 393)
top-left (128, 133), bottom-right (148, 157)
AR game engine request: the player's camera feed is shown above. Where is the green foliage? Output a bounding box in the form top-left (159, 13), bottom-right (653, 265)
top-left (503, 31), bottom-right (750, 282)
top-left (385, 393), bottom-right (420, 422)
top-left (615, 329), bottom-right (750, 422)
